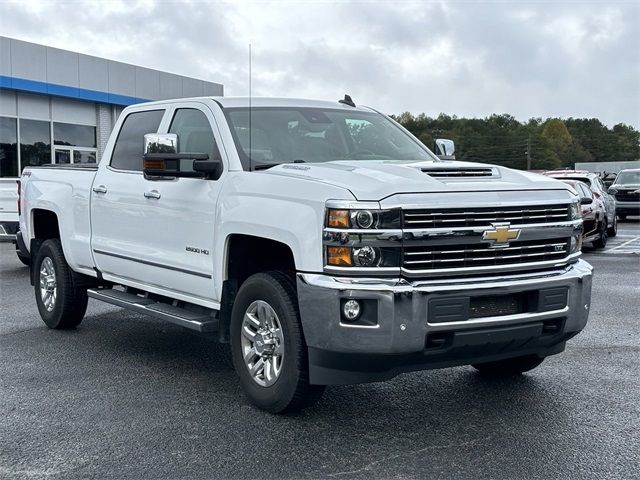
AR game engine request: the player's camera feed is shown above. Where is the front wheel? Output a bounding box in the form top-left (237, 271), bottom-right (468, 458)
top-left (592, 220), bottom-right (608, 249)
top-left (230, 271), bottom-right (325, 413)
top-left (34, 239), bottom-right (88, 329)
top-left (472, 355), bottom-right (545, 376)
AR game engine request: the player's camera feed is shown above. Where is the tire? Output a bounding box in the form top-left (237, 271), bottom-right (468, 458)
top-left (472, 355), bottom-right (545, 376)
top-left (230, 271), bottom-right (325, 413)
top-left (34, 239), bottom-right (88, 329)
top-left (592, 220), bottom-right (608, 249)
top-left (607, 215), bottom-right (617, 237)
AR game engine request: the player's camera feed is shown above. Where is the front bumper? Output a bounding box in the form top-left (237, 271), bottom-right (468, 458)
top-left (297, 259), bottom-right (593, 385)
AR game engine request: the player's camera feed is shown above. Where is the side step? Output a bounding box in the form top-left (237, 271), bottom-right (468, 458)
top-left (87, 288), bottom-right (218, 333)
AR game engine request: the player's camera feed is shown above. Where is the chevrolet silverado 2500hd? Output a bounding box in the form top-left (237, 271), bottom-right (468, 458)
top-left (18, 96), bottom-right (593, 413)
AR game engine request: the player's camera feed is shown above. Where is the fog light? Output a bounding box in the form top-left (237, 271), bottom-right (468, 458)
top-left (343, 299), bottom-right (361, 321)
top-left (353, 246), bottom-right (379, 266)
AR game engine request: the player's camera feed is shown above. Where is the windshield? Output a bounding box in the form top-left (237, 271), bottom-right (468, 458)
top-left (615, 171), bottom-right (640, 185)
top-left (223, 107), bottom-right (437, 170)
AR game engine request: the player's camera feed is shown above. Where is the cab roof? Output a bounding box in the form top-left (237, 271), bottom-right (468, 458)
top-left (131, 96), bottom-right (376, 113)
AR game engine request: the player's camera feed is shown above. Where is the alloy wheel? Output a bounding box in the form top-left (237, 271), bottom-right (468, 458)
top-left (39, 257), bottom-right (57, 312)
top-left (240, 300), bottom-right (285, 387)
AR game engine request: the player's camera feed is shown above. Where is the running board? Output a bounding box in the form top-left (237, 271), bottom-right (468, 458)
top-left (87, 288), bottom-right (218, 333)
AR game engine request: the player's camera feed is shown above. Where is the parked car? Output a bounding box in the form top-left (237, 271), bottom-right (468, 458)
top-left (0, 179), bottom-right (30, 266)
top-left (559, 180), bottom-right (607, 248)
top-left (17, 96), bottom-right (593, 413)
top-left (544, 170), bottom-right (617, 237)
top-left (608, 168), bottom-right (640, 220)
top-left (0, 179), bottom-right (19, 243)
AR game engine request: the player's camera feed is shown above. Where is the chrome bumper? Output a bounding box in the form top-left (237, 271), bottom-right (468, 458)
top-left (297, 259), bottom-right (593, 356)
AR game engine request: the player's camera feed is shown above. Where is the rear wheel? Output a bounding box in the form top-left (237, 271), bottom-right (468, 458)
top-left (230, 271), bottom-right (325, 413)
top-left (592, 220), bottom-right (608, 249)
top-left (472, 355), bottom-right (545, 376)
top-left (34, 239), bottom-right (88, 329)
top-left (607, 215), bottom-right (617, 237)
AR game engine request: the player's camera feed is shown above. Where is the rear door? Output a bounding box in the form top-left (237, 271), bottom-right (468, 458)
top-left (90, 107), bottom-right (167, 290)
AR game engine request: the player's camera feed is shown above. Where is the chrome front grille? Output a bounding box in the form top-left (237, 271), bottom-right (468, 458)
top-left (403, 204), bottom-right (570, 229)
top-left (403, 238), bottom-right (570, 272)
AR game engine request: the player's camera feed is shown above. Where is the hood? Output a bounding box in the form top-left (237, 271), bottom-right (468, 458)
top-left (261, 160), bottom-right (571, 201)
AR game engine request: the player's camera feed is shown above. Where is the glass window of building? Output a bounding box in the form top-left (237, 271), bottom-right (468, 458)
top-left (20, 119), bottom-right (51, 168)
top-left (0, 117), bottom-right (19, 178)
top-left (73, 150), bottom-right (97, 164)
top-left (53, 123), bottom-right (96, 148)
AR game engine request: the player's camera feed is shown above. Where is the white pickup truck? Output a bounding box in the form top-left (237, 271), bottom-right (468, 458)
top-left (18, 96), bottom-right (593, 412)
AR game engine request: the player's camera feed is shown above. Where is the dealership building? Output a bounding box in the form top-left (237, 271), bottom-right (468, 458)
top-left (0, 36), bottom-right (223, 177)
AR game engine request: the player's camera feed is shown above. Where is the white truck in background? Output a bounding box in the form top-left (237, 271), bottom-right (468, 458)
top-left (0, 179), bottom-right (30, 265)
top-left (18, 96), bottom-right (593, 413)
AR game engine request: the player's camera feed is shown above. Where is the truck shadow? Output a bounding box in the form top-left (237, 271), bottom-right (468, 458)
top-left (20, 310), bottom-right (581, 478)
top-left (82, 310), bottom-right (567, 423)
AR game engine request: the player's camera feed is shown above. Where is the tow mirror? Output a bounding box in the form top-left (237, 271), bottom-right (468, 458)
top-left (143, 133), bottom-right (221, 179)
top-left (434, 138), bottom-right (455, 160)
top-left (580, 197), bottom-right (593, 205)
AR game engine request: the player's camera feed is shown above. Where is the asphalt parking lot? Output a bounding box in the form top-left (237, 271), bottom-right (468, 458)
top-left (1, 221), bottom-right (639, 479)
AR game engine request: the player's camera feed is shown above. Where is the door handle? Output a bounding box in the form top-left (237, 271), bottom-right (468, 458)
top-left (92, 185), bottom-right (107, 194)
top-left (143, 190), bottom-right (161, 199)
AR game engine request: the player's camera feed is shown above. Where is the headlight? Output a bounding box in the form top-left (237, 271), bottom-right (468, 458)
top-left (326, 208), bottom-right (401, 229)
top-left (324, 204), bottom-right (402, 271)
top-left (325, 246), bottom-right (400, 268)
top-left (608, 188), bottom-right (618, 195)
top-left (569, 202), bottom-right (581, 220)
top-left (353, 246), bottom-right (379, 266)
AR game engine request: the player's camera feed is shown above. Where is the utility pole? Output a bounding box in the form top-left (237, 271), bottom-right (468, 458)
top-left (526, 136), bottom-right (532, 171)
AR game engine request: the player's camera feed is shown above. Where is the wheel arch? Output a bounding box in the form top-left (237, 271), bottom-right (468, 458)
top-left (218, 233), bottom-right (297, 343)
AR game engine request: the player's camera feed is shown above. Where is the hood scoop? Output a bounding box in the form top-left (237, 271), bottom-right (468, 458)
top-left (421, 167), bottom-right (497, 178)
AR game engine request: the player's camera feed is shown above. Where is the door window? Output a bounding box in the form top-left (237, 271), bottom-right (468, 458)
top-left (168, 108), bottom-right (221, 173)
top-left (111, 109), bottom-right (164, 171)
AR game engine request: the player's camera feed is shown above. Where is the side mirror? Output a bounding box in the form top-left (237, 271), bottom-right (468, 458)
top-left (434, 138), bottom-right (455, 160)
top-left (143, 133), bottom-right (221, 179)
top-left (580, 197), bottom-right (593, 205)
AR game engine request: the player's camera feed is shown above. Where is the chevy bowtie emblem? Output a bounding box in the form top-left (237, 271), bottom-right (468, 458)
top-left (482, 223), bottom-right (521, 247)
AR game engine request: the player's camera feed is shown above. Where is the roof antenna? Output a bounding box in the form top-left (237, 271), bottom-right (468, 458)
top-left (249, 42), bottom-right (252, 171)
top-left (339, 94), bottom-right (356, 107)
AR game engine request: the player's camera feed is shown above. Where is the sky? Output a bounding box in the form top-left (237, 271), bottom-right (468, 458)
top-left (1, 0), bottom-right (639, 127)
